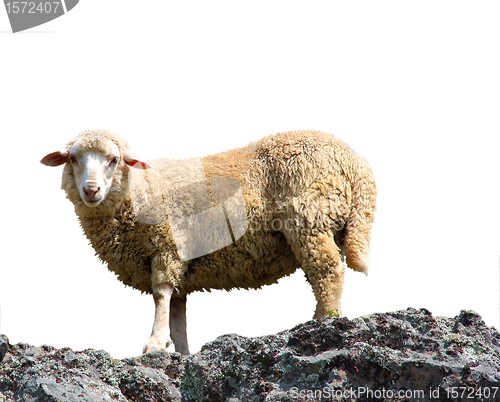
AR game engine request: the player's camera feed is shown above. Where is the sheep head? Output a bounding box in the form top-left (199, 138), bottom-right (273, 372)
top-left (41, 129), bottom-right (152, 212)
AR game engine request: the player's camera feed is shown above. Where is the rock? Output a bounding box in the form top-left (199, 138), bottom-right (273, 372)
top-left (0, 335), bottom-right (8, 363)
top-left (0, 308), bottom-right (499, 401)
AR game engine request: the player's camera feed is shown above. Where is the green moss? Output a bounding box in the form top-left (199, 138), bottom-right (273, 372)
top-left (327, 309), bottom-right (340, 318)
top-left (443, 333), bottom-right (469, 347)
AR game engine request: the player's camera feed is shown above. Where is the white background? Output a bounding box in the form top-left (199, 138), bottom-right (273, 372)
top-left (0, 1), bottom-right (499, 359)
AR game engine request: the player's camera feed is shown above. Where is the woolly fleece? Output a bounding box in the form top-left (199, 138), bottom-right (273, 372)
top-left (56, 129), bottom-right (376, 318)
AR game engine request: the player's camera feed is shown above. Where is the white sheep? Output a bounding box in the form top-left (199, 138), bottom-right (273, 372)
top-left (41, 129), bottom-right (377, 355)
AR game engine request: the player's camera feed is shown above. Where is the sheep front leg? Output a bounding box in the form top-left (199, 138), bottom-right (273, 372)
top-left (170, 296), bottom-right (190, 355)
top-left (143, 283), bottom-right (173, 354)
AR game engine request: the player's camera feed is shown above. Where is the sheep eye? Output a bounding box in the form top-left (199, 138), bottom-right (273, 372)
top-left (69, 155), bottom-right (77, 164)
top-left (109, 157), bottom-right (119, 166)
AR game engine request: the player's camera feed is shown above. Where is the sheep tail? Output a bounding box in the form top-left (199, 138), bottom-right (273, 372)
top-left (343, 160), bottom-right (377, 275)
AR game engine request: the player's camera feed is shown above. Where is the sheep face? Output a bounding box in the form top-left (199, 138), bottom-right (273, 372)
top-left (41, 130), bottom-right (152, 209)
top-left (67, 140), bottom-right (123, 207)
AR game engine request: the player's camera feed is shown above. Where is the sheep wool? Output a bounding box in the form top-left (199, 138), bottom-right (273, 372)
top-left (42, 129), bottom-right (376, 353)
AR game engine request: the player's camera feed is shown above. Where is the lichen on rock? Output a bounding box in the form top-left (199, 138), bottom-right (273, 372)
top-left (0, 308), bottom-right (499, 401)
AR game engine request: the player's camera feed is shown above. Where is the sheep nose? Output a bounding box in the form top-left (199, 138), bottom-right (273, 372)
top-left (84, 186), bottom-right (100, 199)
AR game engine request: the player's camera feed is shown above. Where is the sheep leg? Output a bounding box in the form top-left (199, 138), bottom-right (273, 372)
top-left (143, 283), bottom-right (173, 354)
top-left (169, 296), bottom-right (190, 355)
top-left (308, 233), bottom-right (345, 319)
top-left (308, 233), bottom-right (345, 318)
top-left (287, 230), bottom-right (345, 318)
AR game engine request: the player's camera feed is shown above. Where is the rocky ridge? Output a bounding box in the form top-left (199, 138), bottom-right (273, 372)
top-left (1, 308), bottom-right (499, 401)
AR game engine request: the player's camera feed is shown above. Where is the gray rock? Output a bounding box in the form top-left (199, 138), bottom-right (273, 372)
top-left (0, 335), bottom-right (8, 362)
top-left (1, 309), bottom-right (499, 401)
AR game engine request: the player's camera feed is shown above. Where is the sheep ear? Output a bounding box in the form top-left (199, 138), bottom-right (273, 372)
top-left (123, 151), bottom-right (153, 170)
top-left (40, 149), bottom-right (69, 167)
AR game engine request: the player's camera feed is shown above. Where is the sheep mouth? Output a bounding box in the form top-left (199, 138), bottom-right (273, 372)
top-left (82, 198), bottom-right (104, 207)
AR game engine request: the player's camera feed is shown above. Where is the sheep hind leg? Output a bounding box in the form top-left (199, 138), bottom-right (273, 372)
top-left (143, 283), bottom-right (173, 354)
top-left (169, 296), bottom-right (190, 355)
top-left (289, 231), bottom-right (345, 319)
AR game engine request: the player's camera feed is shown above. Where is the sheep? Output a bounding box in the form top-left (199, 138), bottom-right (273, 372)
top-left (41, 129), bottom-right (377, 355)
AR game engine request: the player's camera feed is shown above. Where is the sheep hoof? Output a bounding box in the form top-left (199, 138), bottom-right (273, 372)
top-left (142, 337), bottom-right (171, 354)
